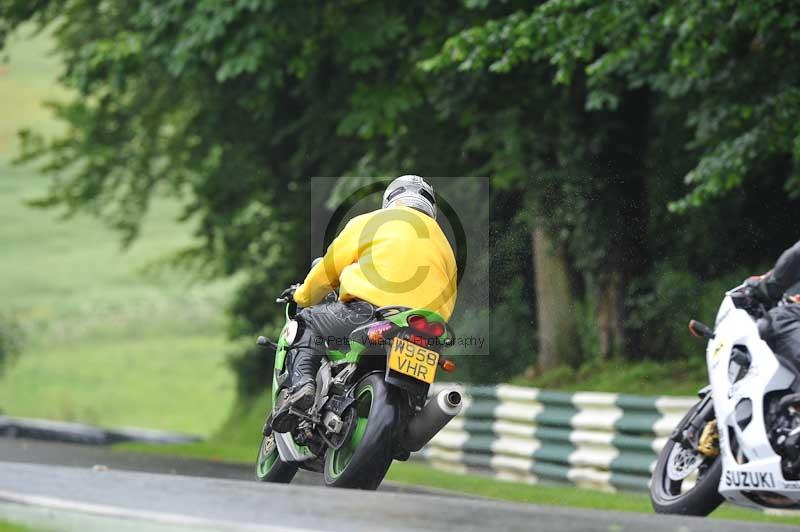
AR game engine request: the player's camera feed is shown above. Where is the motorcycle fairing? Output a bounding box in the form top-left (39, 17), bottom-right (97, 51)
top-left (271, 313), bottom-right (316, 464)
top-left (708, 295), bottom-right (800, 509)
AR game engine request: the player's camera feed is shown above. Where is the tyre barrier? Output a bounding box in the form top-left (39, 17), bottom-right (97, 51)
top-left (416, 384), bottom-right (695, 493)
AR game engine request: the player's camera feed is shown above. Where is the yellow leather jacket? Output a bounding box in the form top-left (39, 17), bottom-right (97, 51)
top-left (294, 206), bottom-right (457, 320)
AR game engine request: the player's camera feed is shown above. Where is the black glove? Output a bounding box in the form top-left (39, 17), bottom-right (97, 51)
top-left (742, 276), bottom-right (776, 308)
top-left (279, 284), bottom-right (300, 303)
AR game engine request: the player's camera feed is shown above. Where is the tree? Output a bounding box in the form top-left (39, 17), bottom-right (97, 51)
top-left (532, 227), bottom-right (577, 371)
top-left (423, 61), bottom-right (653, 363)
top-left (5, 0), bottom-right (798, 391)
top-left (0, 0), bottom-right (538, 388)
top-left (423, 0), bottom-right (800, 363)
top-left (424, 0), bottom-right (800, 210)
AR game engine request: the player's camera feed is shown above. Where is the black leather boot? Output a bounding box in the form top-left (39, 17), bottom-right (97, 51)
top-left (271, 349), bottom-right (321, 433)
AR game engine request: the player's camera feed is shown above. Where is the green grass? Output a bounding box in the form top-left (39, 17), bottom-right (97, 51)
top-left (118, 391), bottom-right (271, 460)
top-left (0, 521), bottom-right (32, 532)
top-left (512, 356), bottom-right (709, 396)
top-left (0, 27), bottom-right (238, 435)
top-left (0, 332), bottom-right (237, 433)
top-left (385, 462), bottom-right (800, 527)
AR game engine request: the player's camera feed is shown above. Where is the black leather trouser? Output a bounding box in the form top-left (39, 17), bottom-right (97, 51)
top-left (286, 300), bottom-right (376, 388)
top-left (759, 304), bottom-right (800, 364)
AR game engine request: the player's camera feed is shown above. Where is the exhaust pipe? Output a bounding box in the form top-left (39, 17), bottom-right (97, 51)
top-left (401, 389), bottom-right (463, 452)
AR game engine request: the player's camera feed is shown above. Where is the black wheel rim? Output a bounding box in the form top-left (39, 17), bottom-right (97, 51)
top-left (327, 384), bottom-right (373, 480)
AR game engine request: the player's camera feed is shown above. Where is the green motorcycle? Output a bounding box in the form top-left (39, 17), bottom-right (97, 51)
top-left (254, 263), bottom-right (463, 490)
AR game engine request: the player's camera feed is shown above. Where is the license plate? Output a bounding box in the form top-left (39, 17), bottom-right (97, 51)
top-left (388, 337), bottom-right (439, 384)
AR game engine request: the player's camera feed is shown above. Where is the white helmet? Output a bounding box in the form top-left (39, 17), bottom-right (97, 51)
top-left (382, 175), bottom-right (437, 219)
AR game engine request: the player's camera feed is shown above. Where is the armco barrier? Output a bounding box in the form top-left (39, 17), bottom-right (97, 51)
top-left (417, 384), bottom-right (696, 493)
top-left (0, 416), bottom-right (201, 446)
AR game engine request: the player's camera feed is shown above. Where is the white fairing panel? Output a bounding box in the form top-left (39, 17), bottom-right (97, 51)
top-left (708, 296), bottom-right (800, 508)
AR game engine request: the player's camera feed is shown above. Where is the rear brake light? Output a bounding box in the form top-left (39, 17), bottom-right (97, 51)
top-left (408, 315), bottom-right (428, 331)
top-left (408, 315), bottom-right (446, 338)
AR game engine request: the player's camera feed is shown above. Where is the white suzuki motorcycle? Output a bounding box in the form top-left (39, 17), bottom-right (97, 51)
top-left (651, 283), bottom-right (800, 515)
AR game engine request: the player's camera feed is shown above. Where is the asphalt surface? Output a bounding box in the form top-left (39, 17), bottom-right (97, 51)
top-left (0, 438), bottom-right (796, 531)
top-left (0, 438), bottom-right (449, 496)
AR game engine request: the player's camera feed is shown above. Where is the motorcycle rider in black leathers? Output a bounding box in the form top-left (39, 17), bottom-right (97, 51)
top-left (744, 239), bottom-right (800, 362)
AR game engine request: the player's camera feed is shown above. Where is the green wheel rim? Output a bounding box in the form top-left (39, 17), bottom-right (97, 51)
top-left (257, 433), bottom-right (279, 477)
top-left (327, 384), bottom-right (373, 480)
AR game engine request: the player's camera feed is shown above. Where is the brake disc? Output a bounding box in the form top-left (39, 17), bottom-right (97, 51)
top-left (666, 442), bottom-right (704, 481)
top-left (261, 433), bottom-right (277, 458)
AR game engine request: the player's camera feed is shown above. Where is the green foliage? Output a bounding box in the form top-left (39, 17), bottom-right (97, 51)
top-left (625, 265), bottom-right (764, 364)
top-left (228, 343), bottom-right (276, 399)
top-left (453, 190), bottom-right (536, 383)
top-left (422, 0), bottom-right (800, 365)
top-left (4, 0), bottom-right (800, 396)
top-left (626, 268), bottom-right (702, 362)
top-left (515, 357), bottom-right (708, 397)
top-left (573, 295), bottom-right (601, 364)
top-left (119, 390), bottom-right (271, 462)
top-left (1, 1), bottom-right (525, 389)
top-left (425, 0), bottom-right (800, 210)
top-left (1, 1), bottom-right (424, 391)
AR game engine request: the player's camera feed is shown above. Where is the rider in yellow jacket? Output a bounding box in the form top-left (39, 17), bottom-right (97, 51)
top-left (293, 205), bottom-right (457, 320)
top-left (272, 176), bottom-right (457, 433)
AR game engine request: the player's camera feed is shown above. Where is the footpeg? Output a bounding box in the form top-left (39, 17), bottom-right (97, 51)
top-left (289, 406), bottom-right (317, 424)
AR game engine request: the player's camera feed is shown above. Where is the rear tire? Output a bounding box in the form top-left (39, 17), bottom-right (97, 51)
top-left (650, 401), bottom-right (723, 516)
top-left (255, 430), bottom-right (298, 484)
top-left (323, 373), bottom-right (398, 490)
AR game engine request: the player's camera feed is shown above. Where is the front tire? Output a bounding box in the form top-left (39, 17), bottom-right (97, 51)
top-left (650, 402), bottom-right (723, 516)
top-left (255, 430), bottom-right (298, 483)
top-left (323, 373), bottom-right (398, 490)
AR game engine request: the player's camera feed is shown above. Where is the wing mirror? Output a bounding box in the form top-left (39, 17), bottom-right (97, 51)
top-left (688, 320), bottom-right (715, 339)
